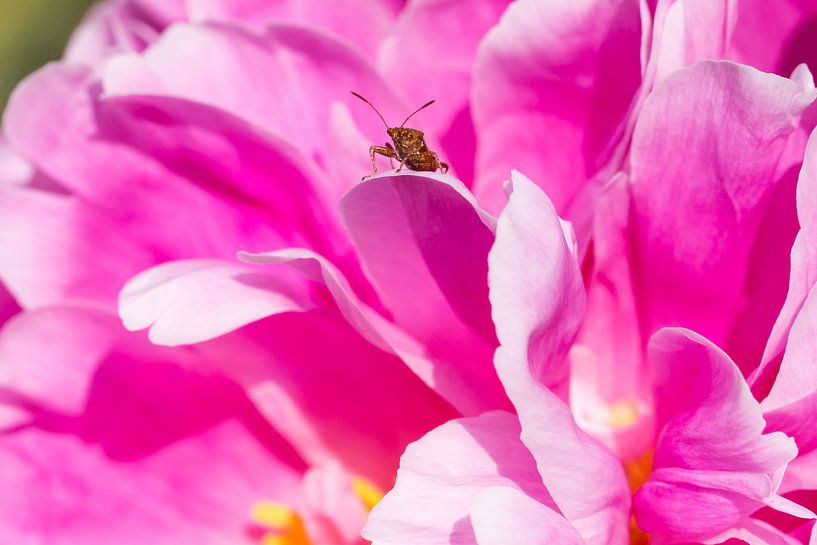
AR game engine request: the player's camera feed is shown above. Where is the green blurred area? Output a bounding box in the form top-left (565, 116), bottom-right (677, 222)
top-left (0, 0), bottom-right (98, 107)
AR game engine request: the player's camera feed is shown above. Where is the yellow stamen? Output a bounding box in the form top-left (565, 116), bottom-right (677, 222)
top-left (352, 477), bottom-right (384, 512)
top-left (252, 502), bottom-right (310, 545)
top-left (608, 399), bottom-right (640, 429)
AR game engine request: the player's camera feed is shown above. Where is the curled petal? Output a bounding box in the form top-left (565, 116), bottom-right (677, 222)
top-left (489, 171), bottom-right (629, 545)
top-left (340, 171), bottom-right (509, 414)
top-left (362, 411), bottom-right (553, 545)
top-left (636, 328), bottom-right (803, 540)
top-left (119, 259), bottom-right (313, 345)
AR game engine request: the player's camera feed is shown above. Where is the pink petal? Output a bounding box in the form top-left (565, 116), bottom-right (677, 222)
top-left (570, 174), bottom-right (653, 461)
top-left (758, 128), bottom-right (817, 389)
top-left (489, 171), bottom-right (630, 545)
top-left (340, 171), bottom-right (510, 415)
top-left (241, 248), bottom-right (492, 415)
top-left (470, 487), bottom-right (585, 545)
top-left (64, 0), bottom-right (184, 63)
top-left (708, 518), bottom-right (805, 545)
top-left (0, 185), bottom-right (155, 308)
top-left (4, 63), bottom-right (356, 302)
top-left (0, 306), bottom-right (305, 544)
top-left (200, 309), bottom-right (458, 490)
top-left (0, 307), bottom-right (121, 421)
top-left (0, 422), bottom-right (302, 545)
top-left (119, 259), bottom-right (313, 345)
top-left (186, 0), bottom-right (403, 58)
top-left (471, 0), bottom-right (642, 214)
top-left (647, 0), bottom-right (738, 83)
top-left (119, 249), bottom-right (456, 487)
top-left (362, 411), bottom-right (554, 545)
top-left (489, 170), bottom-right (585, 396)
top-left (762, 280), bottom-right (817, 453)
top-left (635, 328), bottom-right (800, 539)
top-left (298, 464), bottom-right (368, 545)
top-left (113, 23), bottom-right (405, 179)
top-left (95, 93), bottom-right (351, 261)
top-left (0, 136), bottom-right (33, 186)
top-left (629, 61), bottom-right (816, 372)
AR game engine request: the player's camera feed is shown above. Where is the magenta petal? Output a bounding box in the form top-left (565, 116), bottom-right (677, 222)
top-left (377, 0), bottom-right (511, 184)
top-left (636, 468), bottom-right (787, 540)
top-left (470, 487), bottom-right (585, 545)
top-left (362, 411), bottom-right (553, 545)
top-left (571, 174), bottom-right (653, 460)
top-left (489, 171), bottom-right (629, 545)
top-left (186, 0), bottom-right (402, 58)
top-left (124, 23), bottom-right (405, 173)
top-left (120, 249), bottom-right (457, 487)
top-left (650, 328), bottom-right (796, 472)
top-left (629, 61), bottom-right (816, 370)
top-left (0, 422), bottom-right (302, 545)
top-left (471, 0), bottom-right (642, 214)
top-left (0, 185), bottom-right (155, 308)
top-left (5, 63), bottom-right (348, 266)
top-left (0, 307), bottom-right (120, 420)
top-left (0, 282), bottom-right (19, 331)
top-left (201, 309), bottom-right (457, 490)
top-left (340, 171), bottom-right (509, 415)
top-left (0, 306), bottom-right (305, 544)
top-left (635, 328), bottom-right (800, 540)
top-left (710, 518), bottom-right (805, 545)
top-left (241, 247), bottom-right (492, 415)
top-left (730, 0), bottom-right (817, 76)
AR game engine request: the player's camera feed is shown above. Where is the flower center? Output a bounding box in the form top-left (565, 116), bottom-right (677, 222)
top-left (252, 503), bottom-right (310, 545)
top-left (251, 476), bottom-right (383, 544)
top-left (624, 450), bottom-right (653, 545)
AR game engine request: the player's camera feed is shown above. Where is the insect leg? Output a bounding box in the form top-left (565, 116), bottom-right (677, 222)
top-left (430, 151), bottom-right (449, 174)
top-left (366, 145), bottom-right (397, 179)
top-left (386, 142), bottom-right (396, 168)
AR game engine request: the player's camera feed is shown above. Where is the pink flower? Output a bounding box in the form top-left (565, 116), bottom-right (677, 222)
top-left (2, 0), bottom-right (817, 544)
top-left (0, 0), bottom-right (503, 542)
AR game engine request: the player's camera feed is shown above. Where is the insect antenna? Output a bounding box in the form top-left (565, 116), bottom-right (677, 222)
top-left (400, 100), bottom-right (435, 127)
top-left (350, 91), bottom-right (389, 128)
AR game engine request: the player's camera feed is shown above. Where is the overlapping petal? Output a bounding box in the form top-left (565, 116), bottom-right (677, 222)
top-left (0, 306), bottom-right (306, 545)
top-left (489, 171), bottom-right (630, 545)
top-left (635, 328), bottom-right (802, 540)
top-left (472, 0), bottom-right (642, 215)
top-left (629, 60), bottom-right (816, 372)
top-left (362, 411), bottom-right (553, 545)
top-left (341, 171), bottom-right (508, 414)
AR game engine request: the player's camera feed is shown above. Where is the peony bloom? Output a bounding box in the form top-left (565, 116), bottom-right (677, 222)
top-left (2, 0), bottom-right (817, 545)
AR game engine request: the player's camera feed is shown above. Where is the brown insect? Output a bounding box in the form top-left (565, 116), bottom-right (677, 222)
top-left (351, 91), bottom-right (449, 179)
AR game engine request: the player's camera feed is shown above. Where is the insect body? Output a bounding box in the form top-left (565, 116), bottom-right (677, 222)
top-left (351, 92), bottom-right (449, 179)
